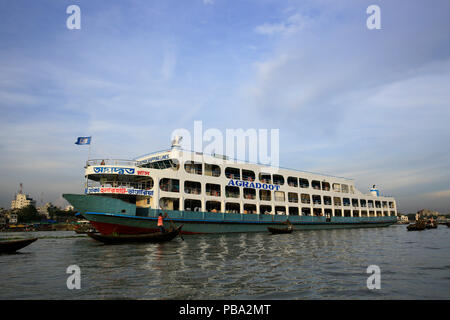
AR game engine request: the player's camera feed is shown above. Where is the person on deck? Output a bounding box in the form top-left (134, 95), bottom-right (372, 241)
top-left (284, 219), bottom-right (293, 230)
top-left (157, 212), bottom-right (168, 233)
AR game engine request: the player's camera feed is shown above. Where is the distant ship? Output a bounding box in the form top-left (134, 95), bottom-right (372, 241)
top-left (63, 138), bottom-right (397, 234)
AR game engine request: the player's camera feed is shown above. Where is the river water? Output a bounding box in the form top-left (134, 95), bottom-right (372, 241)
top-left (1, 224), bottom-right (449, 299)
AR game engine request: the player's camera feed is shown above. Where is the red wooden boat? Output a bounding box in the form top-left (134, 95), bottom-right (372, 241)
top-left (267, 226), bottom-right (293, 234)
top-left (87, 225), bottom-right (183, 244)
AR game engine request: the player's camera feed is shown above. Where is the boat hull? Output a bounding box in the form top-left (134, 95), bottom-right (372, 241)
top-left (0, 238), bottom-right (38, 254)
top-left (64, 194), bottom-right (397, 235)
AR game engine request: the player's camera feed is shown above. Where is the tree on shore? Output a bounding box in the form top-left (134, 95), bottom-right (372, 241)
top-left (16, 205), bottom-right (40, 223)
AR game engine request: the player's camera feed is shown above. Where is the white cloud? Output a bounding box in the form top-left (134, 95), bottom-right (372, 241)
top-left (254, 13), bottom-right (312, 36)
top-left (203, 0), bottom-right (214, 5)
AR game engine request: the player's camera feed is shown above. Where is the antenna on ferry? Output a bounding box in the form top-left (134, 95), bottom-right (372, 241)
top-left (171, 135), bottom-right (183, 149)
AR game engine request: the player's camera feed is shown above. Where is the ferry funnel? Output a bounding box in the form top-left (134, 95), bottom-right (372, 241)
top-left (370, 185), bottom-right (379, 197)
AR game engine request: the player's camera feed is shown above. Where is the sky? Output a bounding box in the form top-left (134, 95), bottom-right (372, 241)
top-left (0, 0), bottom-right (449, 213)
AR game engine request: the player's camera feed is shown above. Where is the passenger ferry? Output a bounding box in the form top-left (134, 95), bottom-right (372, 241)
top-left (63, 138), bottom-right (398, 234)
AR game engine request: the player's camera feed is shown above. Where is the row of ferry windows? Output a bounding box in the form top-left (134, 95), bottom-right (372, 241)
top-left (183, 162), bottom-right (354, 193)
top-left (159, 198), bottom-right (395, 216)
top-left (159, 178), bottom-right (395, 208)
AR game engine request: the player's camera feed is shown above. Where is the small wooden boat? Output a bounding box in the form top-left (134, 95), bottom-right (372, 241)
top-left (407, 223), bottom-right (426, 231)
top-left (0, 238), bottom-right (38, 254)
top-left (425, 223), bottom-right (438, 229)
top-left (75, 228), bottom-right (98, 234)
top-left (87, 225), bottom-right (183, 244)
top-left (268, 226), bottom-right (293, 234)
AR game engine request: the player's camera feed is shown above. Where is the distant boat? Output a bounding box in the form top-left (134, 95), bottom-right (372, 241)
top-left (407, 220), bottom-right (426, 231)
top-left (0, 238), bottom-right (38, 254)
top-left (87, 225), bottom-right (183, 244)
top-left (268, 226), bottom-right (293, 234)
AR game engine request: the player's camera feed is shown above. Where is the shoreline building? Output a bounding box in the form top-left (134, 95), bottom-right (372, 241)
top-left (11, 191), bottom-right (36, 210)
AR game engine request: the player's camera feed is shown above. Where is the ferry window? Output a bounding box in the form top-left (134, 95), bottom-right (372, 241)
top-left (300, 193), bottom-right (310, 204)
top-left (369, 211), bottom-right (375, 217)
top-left (159, 178), bottom-right (179, 193)
top-left (225, 202), bottom-right (240, 213)
top-left (225, 167), bottom-right (240, 180)
top-left (389, 202), bottom-right (395, 208)
top-left (313, 208), bottom-right (322, 216)
top-left (184, 199), bottom-right (201, 212)
top-left (184, 181), bottom-right (201, 195)
top-left (142, 177), bottom-right (154, 190)
top-left (361, 210), bottom-right (368, 217)
top-left (184, 161), bottom-right (202, 175)
top-left (368, 200), bottom-right (374, 208)
top-left (288, 192), bottom-right (298, 203)
top-left (274, 191), bottom-right (285, 202)
top-left (225, 186), bottom-right (240, 198)
top-left (242, 169), bottom-right (255, 182)
top-left (259, 189), bottom-right (271, 201)
top-left (243, 188), bottom-right (256, 200)
top-left (275, 206), bottom-right (286, 215)
top-left (301, 207), bottom-right (311, 216)
top-left (260, 205), bottom-right (272, 215)
top-left (390, 211), bottom-right (395, 216)
top-left (335, 209), bottom-right (342, 217)
top-left (259, 173), bottom-right (272, 184)
top-left (273, 174), bottom-right (284, 185)
top-left (383, 211), bottom-right (388, 216)
top-left (352, 199), bottom-right (359, 207)
top-left (312, 180), bottom-right (321, 190)
top-left (323, 196), bottom-right (332, 205)
top-left (289, 207), bottom-right (299, 216)
top-left (288, 177), bottom-right (298, 187)
top-left (159, 197), bottom-right (179, 211)
top-left (206, 201), bottom-right (221, 212)
top-left (204, 163), bottom-right (221, 177)
top-left (312, 195), bottom-right (321, 205)
top-left (299, 178), bottom-right (309, 188)
top-left (344, 210), bottom-right (351, 217)
top-left (324, 208), bottom-right (332, 217)
top-left (206, 183), bottom-right (221, 197)
top-left (333, 183), bottom-right (341, 192)
top-left (382, 201), bottom-right (388, 208)
top-left (321, 181), bottom-right (330, 191)
top-left (360, 199), bottom-right (367, 207)
top-left (343, 198), bottom-right (350, 206)
top-left (244, 204), bottom-right (257, 214)
top-left (375, 201), bottom-right (381, 208)
top-left (333, 197), bottom-right (342, 206)
top-left (341, 184), bottom-right (349, 193)
top-left (376, 211), bottom-right (382, 217)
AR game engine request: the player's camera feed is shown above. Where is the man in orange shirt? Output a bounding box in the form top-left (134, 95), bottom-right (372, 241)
top-left (157, 212), bottom-right (168, 233)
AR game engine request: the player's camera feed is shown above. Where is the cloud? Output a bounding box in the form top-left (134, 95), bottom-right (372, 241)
top-left (203, 0), bottom-right (214, 5)
top-left (423, 190), bottom-right (450, 199)
top-left (254, 13), bottom-right (312, 36)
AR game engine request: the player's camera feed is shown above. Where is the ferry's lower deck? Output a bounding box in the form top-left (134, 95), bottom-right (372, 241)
top-left (63, 194), bottom-right (397, 235)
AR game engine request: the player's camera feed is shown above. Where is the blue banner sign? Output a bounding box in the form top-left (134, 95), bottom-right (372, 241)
top-left (227, 179), bottom-right (281, 191)
top-left (85, 187), bottom-right (153, 196)
top-left (145, 154), bottom-right (169, 163)
top-left (93, 167), bottom-right (135, 174)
